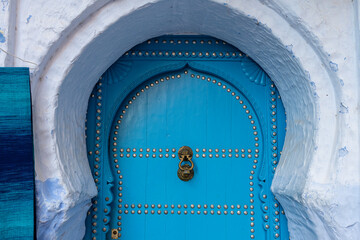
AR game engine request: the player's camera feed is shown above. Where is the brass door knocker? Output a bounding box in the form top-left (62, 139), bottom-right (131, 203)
top-left (177, 146), bottom-right (194, 181)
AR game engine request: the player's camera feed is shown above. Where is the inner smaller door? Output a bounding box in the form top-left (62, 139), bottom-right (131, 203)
top-left (109, 68), bottom-right (261, 239)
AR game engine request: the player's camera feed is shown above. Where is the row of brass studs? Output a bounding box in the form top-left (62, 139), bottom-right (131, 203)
top-left (266, 82), bottom-right (281, 239)
top-left (90, 79), bottom-right (103, 238)
top-left (146, 39), bottom-right (228, 45)
top-left (250, 159), bottom-right (257, 238)
top-left (121, 204), bottom-right (250, 209)
top-left (114, 152), bottom-right (258, 159)
top-left (195, 153), bottom-right (258, 158)
top-left (120, 209), bottom-right (252, 215)
top-left (117, 153), bottom-right (176, 158)
top-left (113, 147), bottom-right (256, 153)
top-left (124, 51), bottom-right (244, 58)
top-left (195, 148), bottom-right (256, 153)
top-left (270, 83), bottom-right (280, 239)
top-left (270, 83), bottom-right (279, 172)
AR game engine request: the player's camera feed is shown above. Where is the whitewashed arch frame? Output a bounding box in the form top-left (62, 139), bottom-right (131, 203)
top-left (31, 0), bottom-right (357, 239)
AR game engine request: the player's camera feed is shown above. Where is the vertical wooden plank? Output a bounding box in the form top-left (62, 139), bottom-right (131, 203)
top-left (0, 68), bottom-right (34, 239)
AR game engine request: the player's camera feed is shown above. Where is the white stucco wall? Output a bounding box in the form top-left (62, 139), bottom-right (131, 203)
top-left (0, 0), bottom-right (359, 239)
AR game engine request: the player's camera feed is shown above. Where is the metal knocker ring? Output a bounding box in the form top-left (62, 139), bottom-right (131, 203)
top-left (178, 159), bottom-right (194, 171)
top-left (177, 146), bottom-right (195, 181)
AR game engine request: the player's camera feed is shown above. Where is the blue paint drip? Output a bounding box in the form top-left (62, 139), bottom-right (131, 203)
top-left (26, 15), bottom-right (32, 24)
top-left (339, 102), bottom-right (349, 114)
top-left (0, 31), bottom-right (6, 43)
top-left (340, 79), bottom-right (344, 86)
top-left (338, 147), bottom-right (348, 157)
top-left (329, 61), bottom-right (338, 72)
top-left (1, 0), bottom-right (8, 11)
top-left (285, 44), bottom-right (293, 53)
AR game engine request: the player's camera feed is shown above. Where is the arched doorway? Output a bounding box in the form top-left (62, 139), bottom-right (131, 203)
top-left (84, 36), bottom-right (289, 239)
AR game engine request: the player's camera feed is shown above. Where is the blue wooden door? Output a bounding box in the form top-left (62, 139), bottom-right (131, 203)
top-left (85, 36), bottom-right (289, 240)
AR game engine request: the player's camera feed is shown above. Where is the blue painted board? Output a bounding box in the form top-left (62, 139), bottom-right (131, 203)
top-left (0, 68), bottom-right (35, 239)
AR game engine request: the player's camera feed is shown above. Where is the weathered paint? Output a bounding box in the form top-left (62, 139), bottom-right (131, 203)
top-left (0, 0), bottom-right (359, 239)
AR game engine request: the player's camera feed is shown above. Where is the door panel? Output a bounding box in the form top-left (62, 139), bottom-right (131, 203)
top-left (85, 36), bottom-right (289, 240)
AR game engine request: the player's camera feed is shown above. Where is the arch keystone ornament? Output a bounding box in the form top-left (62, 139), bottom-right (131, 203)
top-left (84, 36), bottom-right (288, 239)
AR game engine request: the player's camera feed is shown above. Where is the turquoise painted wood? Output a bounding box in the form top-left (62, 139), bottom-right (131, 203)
top-left (85, 36), bottom-right (289, 240)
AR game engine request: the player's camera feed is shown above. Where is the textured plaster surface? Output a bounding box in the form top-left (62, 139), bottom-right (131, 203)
top-left (1, 0), bottom-right (359, 239)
